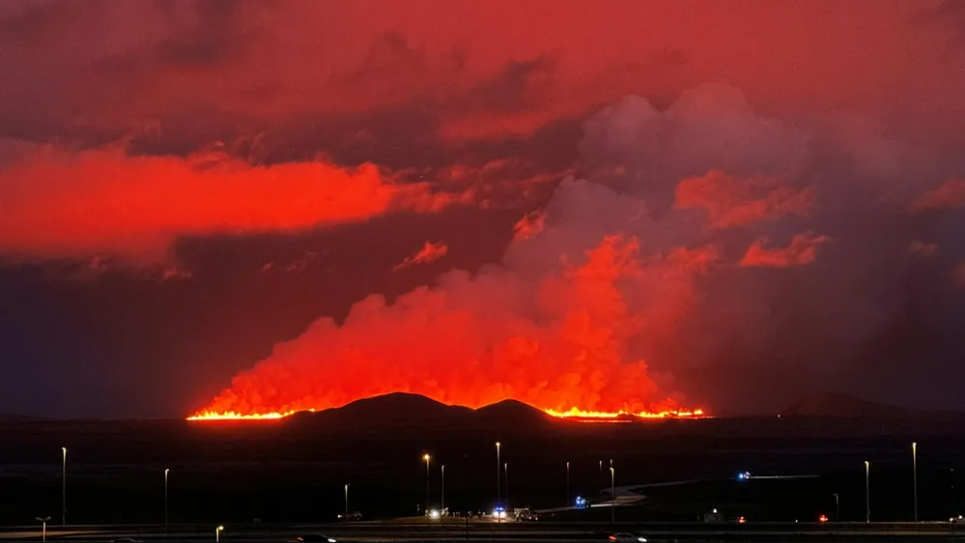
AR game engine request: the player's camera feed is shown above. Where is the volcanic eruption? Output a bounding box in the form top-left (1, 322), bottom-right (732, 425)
top-left (191, 83), bottom-right (838, 422)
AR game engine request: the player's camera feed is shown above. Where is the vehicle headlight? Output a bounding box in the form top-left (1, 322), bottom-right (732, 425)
top-left (638, 538), bottom-right (647, 542)
top-left (328, 539), bottom-right (336, 543)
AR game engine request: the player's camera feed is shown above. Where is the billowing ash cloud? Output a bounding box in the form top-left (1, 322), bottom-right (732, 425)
top-left (199, 83), bottom-right (965, 416)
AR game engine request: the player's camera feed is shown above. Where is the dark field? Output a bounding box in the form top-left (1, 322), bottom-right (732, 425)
top-left (2, 408), bottom-right (965, 527)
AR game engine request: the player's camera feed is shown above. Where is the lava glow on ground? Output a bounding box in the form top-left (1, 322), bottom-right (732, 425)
top-left (186, 406), bottom-right (707, 422)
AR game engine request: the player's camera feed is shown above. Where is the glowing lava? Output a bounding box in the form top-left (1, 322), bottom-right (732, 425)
top-left (187, 405), bottom-right (706, 421)
top-left (544, 407), bottom-right (707, 419)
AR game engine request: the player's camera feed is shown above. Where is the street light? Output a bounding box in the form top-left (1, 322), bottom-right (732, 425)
top-left (164, 468), bottom-right (170, 529)
top-left (865, 461), bottom-right (871, 523)
top-left (35, 517), bottom-right (50, 542)
top-left (344, 484), bottom-right (350, 518)
top-left (833, 493), bottom-right (840, 522)
top-left (215, 525), bottom-right (224, 542)
top-left (441, 465), bottom-right (445, 513)
top-left (913, 442), bottom-right (918, 522)
top-left (610, 466), bottom-right (616, 523)
top-left (423, 454), bottom-right (431, 515)
top-left (504, 462), bottom-right (509, 509)
top-left (495, 442), bottom-right (501, 506)
top-left (61, 447), bottom-right (67, 526)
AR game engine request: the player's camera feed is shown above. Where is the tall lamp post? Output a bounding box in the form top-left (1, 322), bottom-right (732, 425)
top-left (504, 463), bottom-right (509, 509)
top-left (913, 442), bottom-right (918, 522)
top-left (865, 461), bottom-right (871, 523)
top-left (833, 493), bottom-right (840, 522)
top-left (35, 517), bottom-right (50, 542)
top-left (215, 525), bottom-right (224, 542)
top-left (441, 465), bottom-right (445, 513)
top-left (495, 442), bottom-right (501, 506)
top-left (344, 484), bottom-right (350, 518)
top-left (423, 454), bottom-right (431, 515)
top-left (61, 447), bottom-right (67, 526)
top-left (164, 468), bottom-right (170, 529)
top-left (610, 466), bottom-right (616, 523)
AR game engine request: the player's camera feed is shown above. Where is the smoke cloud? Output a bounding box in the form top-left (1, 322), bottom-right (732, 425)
top-left (198, 83), bottom-right (882, 416)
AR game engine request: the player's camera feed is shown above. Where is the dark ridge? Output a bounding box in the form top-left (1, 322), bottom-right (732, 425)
top-left (782, 392), bottom-right (911, 419)
top-left (290, 392), bottom-right (474, 429)
top-left (474, 398), bottom-right (552, 424)
top-left (0, 412), bottom-right (48, 422)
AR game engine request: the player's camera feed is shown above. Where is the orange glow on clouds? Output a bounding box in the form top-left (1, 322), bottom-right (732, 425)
top-left (0, 147), bottom-right (458, 263)
top-left (740, 232), bottom-right (832, 268)
top-left (394, 241), bottom-right (449, 270)
top-left (674, 170), bottom-right (813, 229)
top-left (911, 178), bottom-right (965, 212)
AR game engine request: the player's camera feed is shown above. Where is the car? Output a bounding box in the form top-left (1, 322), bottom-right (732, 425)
top-left (337, 510), bottom-right (362, 521)
top-left (608, 533), bottom-right (647, 542)
top-left (292, 535), bottom-right (336, 543)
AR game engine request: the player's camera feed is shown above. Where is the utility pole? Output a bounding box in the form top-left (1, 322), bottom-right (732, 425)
top-left (164, 468), bottom-right (170, 529)
top-left (610, 466), bottom-right (615, 524)
top-left (61, 447), bottom-right (67, 527)
top-left (913, 442), bottom-right (918, 522)
top-left (865, 461), bottom-right (871, 523)
top-left (441, 465), bottom-right (445, 513)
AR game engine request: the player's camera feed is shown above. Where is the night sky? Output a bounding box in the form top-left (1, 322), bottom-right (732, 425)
top-left (1, 0), bottom-right (965, 419)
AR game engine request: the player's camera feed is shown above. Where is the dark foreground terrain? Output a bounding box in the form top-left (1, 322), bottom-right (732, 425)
top-left (1, 393), bottom-right (965, 527)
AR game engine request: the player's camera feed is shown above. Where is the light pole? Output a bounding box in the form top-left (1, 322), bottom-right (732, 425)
top-left (423, 454), bottom-right (431, 515)
top-left (495, 442), bottom-right (501, 506)
top-left (61, 447), bottom-right (67, 526)
top-left (913, 442), bottom-right (918, 522)
top-left (610, 466), bottom-right (615, 523)
top-left (164, 468), bottom-right (170, 529)
top-left (865, 461), bottom-right (871, 523)
top-left (441, 465), bottom-right (445, 513)
top-left (833, 493), bottom-right (840, 522)
top-left (215, 525), bottom-right (224, 542)
top-left (35, 517), bottom-right (50, 542)
top-left (344, 484), bottom-right (350, 517)
top-left (566, 461), bottom-right (570, 506)
top-left (504, 462), bottom-right (509, 509)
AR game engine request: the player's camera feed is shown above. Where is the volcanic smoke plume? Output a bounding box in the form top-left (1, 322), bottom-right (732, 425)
top-left (196, 82), bottom-right (955, 418)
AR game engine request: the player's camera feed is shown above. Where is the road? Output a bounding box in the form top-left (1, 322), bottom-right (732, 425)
top-left (4, 520), bottom-right (965, 541)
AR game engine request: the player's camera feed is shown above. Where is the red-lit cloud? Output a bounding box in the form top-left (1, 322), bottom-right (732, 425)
top-left (910, 178), bottom-right (965, 211)
top-left (740, 233), bottom-right (832, 268)
top-left (513, 210), bottom-right (546, 241)
top-left (0, 147), bottom-right (459, 263)
top-left (908, 240), bottom-right (940, 257)
top-left (394, 241), bottom-right (449, 270)
top-left (956, 262), bottom-right (965, 288)
top-left (674, 171), bottom-right (813, 229)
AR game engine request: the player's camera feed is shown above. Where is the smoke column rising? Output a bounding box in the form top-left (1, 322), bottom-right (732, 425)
top-left (197, 82), bottom-right (964, 417)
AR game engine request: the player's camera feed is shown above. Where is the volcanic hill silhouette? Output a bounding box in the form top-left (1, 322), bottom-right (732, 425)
top-left (782, 392), bottom-right (911, 419)
top-left (286, 392), bottom-right (552, 431)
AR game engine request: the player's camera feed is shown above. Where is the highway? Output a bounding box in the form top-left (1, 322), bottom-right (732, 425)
top-left (4, 520), bottom-right (965, 542)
